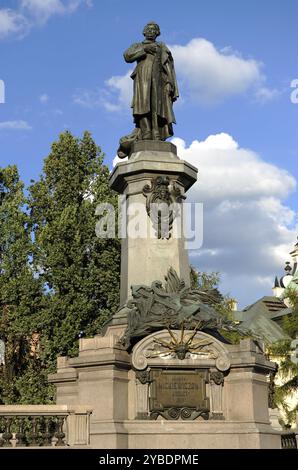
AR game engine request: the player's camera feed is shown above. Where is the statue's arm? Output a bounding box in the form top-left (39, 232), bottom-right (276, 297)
top-left (124, 43), bottom-right (147, 63)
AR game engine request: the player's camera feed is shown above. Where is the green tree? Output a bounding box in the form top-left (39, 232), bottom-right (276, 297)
top-left (0, 165), bottom-right (46, 403)
top-left (282, 288), bottom-right (298, 337)
top-left (1, 132), bottom-right (121, 404)
top-left (269, 288), bottom-right (298, 425)
top-left (190, 267), bottom-right (240, 343)
top-left (28, 131), bottom-right (121, 383)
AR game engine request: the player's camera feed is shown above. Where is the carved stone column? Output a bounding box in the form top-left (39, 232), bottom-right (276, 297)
top-left (109, 141), bottom-right (197, 307)
top-left (135, 370), bottom-right (151, 419)
top-left (209, 370), bottom-right (225, 420)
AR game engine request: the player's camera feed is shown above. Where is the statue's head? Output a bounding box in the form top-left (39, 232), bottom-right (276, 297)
top-left (143, 22), bottom-right (160, 40)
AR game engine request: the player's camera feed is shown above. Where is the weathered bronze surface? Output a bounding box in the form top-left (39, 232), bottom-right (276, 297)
top-left (117, 22), bottom-right (179, 158)
top-left (149, 369), bottom-right (209, 420)
top-left (121, 267), bottom-right (247, 348)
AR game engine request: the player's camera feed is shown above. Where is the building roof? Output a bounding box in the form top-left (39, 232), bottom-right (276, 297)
top-left (243, 296), bottom-right (288, 314)
top-left (235, 296), bottom-right (290, 343)
top-left (269, 307), bottom-right (292, 320)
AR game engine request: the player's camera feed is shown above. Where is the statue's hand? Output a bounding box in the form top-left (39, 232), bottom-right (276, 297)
top-left (144, 44), bottom-right (157, 54)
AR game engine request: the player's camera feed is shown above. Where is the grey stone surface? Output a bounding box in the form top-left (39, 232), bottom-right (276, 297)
top-left (89, 421), bottom-right (281, 449)
top-left (50, 328), bottom-right (282, 449)
top-left (131, 140), bottom-right (177, 155)
top-left (109, 146), bottom-right (197, 306)
top-left (110, 145), bottom-right (197, 194)
top-left (269, 408), bottom-right (283, 430)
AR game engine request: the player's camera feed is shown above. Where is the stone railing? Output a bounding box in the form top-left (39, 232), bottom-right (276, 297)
top-left (0, 405), bottom-right (92, 448)
top-left (281, 432), bottom-right (297, 449)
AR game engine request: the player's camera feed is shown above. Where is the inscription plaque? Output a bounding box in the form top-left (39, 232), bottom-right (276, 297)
top-left (149, 369), bottom-right (210, 420)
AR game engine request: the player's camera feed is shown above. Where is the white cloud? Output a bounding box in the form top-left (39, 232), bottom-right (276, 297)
top-left (173, 134), bottom-right (295, 202)
top-left (0, 120), bottom-right (32, 130)
top-left (254, 86), bottom-right (280, 104)
top-left (170, 38), bottom-right (277, 105)
top-left (73, 69), bottom-right (133, 112)
top-left (0, 9), bottom-right (28, 39)
top-left (0, 1), bottom-right (92, 39)
top-left (72, 88), bottom-right (102, 108)
top-left (103, 70), bottom-right (133, 111)
top-left (20, 0), bottom-right (87, 23)
top-left (39, 93), bottom-right (49, 103)
top-left (113, 154), bottom-right (127, 167)
top-left (171, 134), bottom-right (298, 307)
top-left (21, 0), bottom-right (65, 20)
top-left (95, 38), bottom-right (277, 112)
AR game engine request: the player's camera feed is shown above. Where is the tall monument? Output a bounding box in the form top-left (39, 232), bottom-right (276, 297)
top-left (49, 23), bottom-right (282, 449)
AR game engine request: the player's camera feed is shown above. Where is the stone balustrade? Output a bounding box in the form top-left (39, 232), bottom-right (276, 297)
top-left (0, 405), bottom-right (92, 448)
top-left (281, 432), bottom-right (297, 449)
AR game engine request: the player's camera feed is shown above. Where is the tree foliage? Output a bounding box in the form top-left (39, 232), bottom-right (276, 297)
top-left (269, 288), bottom-right (298, 425)
top-left (0, 131), bottom-right (121, 403)
top-left (190, 267), bottom-right (241, 343)
top-left (0, 165), bottom-right (46, 403)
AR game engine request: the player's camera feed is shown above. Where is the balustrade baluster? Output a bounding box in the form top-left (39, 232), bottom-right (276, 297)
top-left (15, 417), bottom-right (27, 447)
top-left (54, 416), bottom-right (66, 446)
top-left (2, 417), bottom-right (13, 447)
top-left (28, 416), bottom-right (40, 446)
top-left (40, 416), bottom-right (53, 446)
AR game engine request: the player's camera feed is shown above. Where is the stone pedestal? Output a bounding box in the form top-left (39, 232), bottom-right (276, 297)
top-left (49, 328), bottom-right (281, 449)
top-left (109, 141), bottom-right (197, 306)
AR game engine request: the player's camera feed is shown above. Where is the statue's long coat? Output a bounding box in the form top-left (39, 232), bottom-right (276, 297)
top-left (124, 41), bottom-right (179, 125)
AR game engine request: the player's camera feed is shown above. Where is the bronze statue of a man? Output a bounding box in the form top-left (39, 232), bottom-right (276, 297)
top-left (117, 22), bottom-right (179, 158)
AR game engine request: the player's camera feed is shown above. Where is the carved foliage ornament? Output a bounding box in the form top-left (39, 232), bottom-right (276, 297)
top-left (150, 407), bottom-right (209, 421)
top-left (143, 176), bottom-right (185, 239)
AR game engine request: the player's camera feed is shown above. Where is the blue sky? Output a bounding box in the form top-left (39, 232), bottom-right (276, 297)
top-left (0, 0), bottom-right (297, 307)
